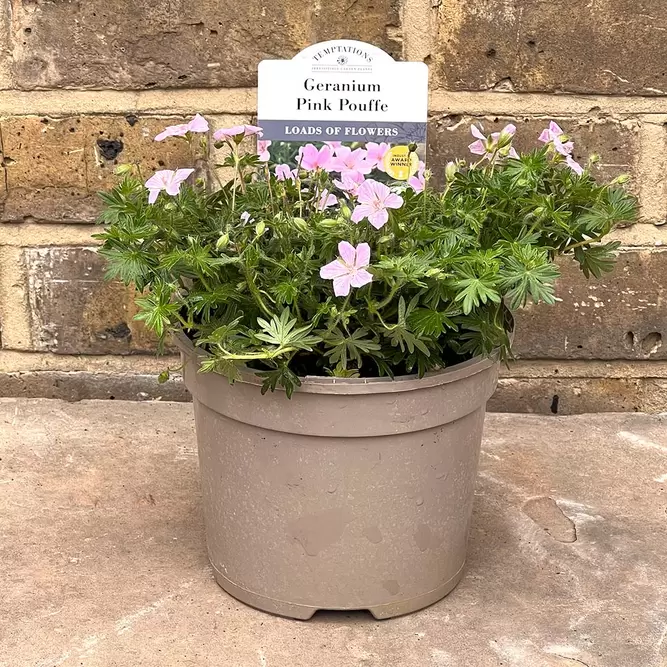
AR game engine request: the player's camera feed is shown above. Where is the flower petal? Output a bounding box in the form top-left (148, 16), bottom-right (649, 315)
top-left (332, 275), bottom-right (352, 297)
top-left (468, 140), bottom-right (486, 155)
top-left (501, 123), bottom-right (517, 137)
top-left (538, 128), bottom-right (552, 143)
top-left (354, 242), bottom-right (371, 268)
top-left (147, 189), bottom-right (159, 204)
top-left (174, 168), bottom-right (195, 181)
top-left (471, 124), bottom-right (486, 141)
top-left (351, 204), bottom-right (371, 223)
top-left (350, 269), bottom-right (373, 288)
top-left (319, 259), bottom-right (348, 279)
top-left (566, 155), bottom-right (584, 175)
top-left (338, 241), bottom-right (356, 266)
top-left (368, 209), bottom-right (389, 229)
top-left (384, 192), bottom-right (404, 209)
top-left (187, 114), bottom-right (209, 133)
top-left (549, 121), bottom-right (563, 135)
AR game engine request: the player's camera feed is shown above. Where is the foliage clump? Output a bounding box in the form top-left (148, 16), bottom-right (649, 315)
top-left (97, 118), bottom-right (636, 396)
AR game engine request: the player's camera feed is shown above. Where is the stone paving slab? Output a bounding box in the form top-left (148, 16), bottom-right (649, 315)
top-left (1, 399), bottom-right (666, 667)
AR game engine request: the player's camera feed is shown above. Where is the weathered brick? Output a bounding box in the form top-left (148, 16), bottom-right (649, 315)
top-left (489, 378), bottom-right (667, 414)
top-left (0, 371), bottom-right (190, 402)
top-left (434, 0), bottom-right (667, 95)
top-left (23, 246), bottom-right (159, 355)
top-left (11, 0), bottom-right (401, 90)
top-left (427, 116), bottom-right (638, 185)
top-left (1, 116), bottom-right (193, 222)
top-left (512, 250), bottom-right (667, 361)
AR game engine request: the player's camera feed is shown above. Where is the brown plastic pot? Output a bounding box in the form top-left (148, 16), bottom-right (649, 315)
top-left (176, 332), bottom-right (498, 619)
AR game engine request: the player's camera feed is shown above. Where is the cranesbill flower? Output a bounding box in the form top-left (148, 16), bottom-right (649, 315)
top-left (213, 124), bottom-right (263, 141)
top-left (408, 161), bottom-right (426, 193)
top-left (326, 141), bottom-right (343, 150)
top-left (538, 122), bottom-right (583, 173)
top-left (275, 164), bottom-right (297, 181)
top-left (351, 179), bottom-right (404, 230)
top-left (333, 170), bottom-right (365, 196)
top-left (317, 189), bottom-right (338, 211)
top-left (154, 114), bottom-right (209, 141)
top-left (257, 139), bottom-right (272, 162)
top-left (319, 241), bottom-right (373, 297)
top-left (145, 169), bottom-right (194, 204)
top-left (298, 144), bottom-right (334, 171)
top-left (330, 146), bottom-right (373, 175)
top-left (469, 124), bottom-right (519, 159)
top-left (538, 121), bottom-right (574, 155)
top-left (365, 142), bottom-right (390, 170)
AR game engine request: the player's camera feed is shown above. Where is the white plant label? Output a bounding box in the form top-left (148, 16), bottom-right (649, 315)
top-left (258, 39), bottom-right (428, 144)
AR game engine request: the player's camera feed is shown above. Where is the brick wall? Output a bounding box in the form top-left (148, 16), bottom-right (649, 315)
top-left (0, 0), bottom-right (665, 413)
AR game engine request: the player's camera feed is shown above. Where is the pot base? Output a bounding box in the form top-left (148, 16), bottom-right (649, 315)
top-left (210, 561), bottom-right (466, 620)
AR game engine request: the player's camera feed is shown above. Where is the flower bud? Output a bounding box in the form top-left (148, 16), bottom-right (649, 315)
top-left (293, 217), bottom-right (308, 233)
top-left (215, 233), bottom-right (230, 250)
top-left (612, 174), bottom-right (630, 184)
top-left (255, 221), bottom-right (266, 236)
top-left (445, 161), bottom-right (458, 181)
top-left (114, 163), bottom-right (134, 175)
top-left (589, 154), bottom-right (600, 164)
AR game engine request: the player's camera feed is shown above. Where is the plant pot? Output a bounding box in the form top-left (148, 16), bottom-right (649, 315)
top-left (176, 332), bottom-right (499, 619)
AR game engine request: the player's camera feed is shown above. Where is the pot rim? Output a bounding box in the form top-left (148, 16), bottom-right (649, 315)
top-left (174, 330), bottom-right (499, 396)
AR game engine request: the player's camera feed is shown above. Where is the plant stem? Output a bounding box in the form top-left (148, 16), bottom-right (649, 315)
top-left (563, 235), bottom-right (605, 252)
top-left (243, 264), bottom-right (274, 318)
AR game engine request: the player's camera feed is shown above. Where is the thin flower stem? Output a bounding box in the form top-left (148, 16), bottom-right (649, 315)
top-left (243, 264), bottom-right (274, 318)
top-left (327, 294), bottom-right (351, 332)
top-left (264, 163), bottom-right (277, 216)
top-left (563, 235), bottom-right (605, 251)
top-left (216, 345), bottom-right (300, 361)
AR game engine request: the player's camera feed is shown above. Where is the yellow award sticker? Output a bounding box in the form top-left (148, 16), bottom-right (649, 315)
top-left (383, 145), bottom-right (420, 181)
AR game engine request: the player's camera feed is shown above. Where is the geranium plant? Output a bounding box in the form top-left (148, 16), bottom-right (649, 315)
top-left (96, 117), bottom-right (636, 396)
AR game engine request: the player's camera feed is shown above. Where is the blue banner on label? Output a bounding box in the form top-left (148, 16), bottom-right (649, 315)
top-left (257, 120), bottom-right (427, 144)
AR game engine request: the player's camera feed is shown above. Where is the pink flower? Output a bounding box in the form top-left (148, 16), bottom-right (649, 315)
top-left (298, 144), bottom-right (334, 171)
top-left (257, 139), bottom-right (272, 162)
top-left (319, 241), bottom-right (373, 297)
top-left (538, 121), bottom-right (574, 156)
top-left (365, 142), bottom-right (390, 170)
top-left (330, 146), bottom-right (373, 175)
top-left (408, 161), bottom-right (426, 193)
top-left (213, 124), bottom-right (263, 141)
top-left (317, 189), bottom-right (338, 211)
top-left (350, 179), bottom-right (404, 230)
top-left (566, 155), bottom-right (584, 175)
top-left (326, 141), bottom-right (343, 151)
top-left (468, 124), bottom-right (518, 159)
top-left (275, 164), bottom-right (297, 181)
top-left (333, 170), bottom-right (365, 196)
top-left (154, 114), bottom-right (209, 141)
top-left (144, 168), bottom-right (194, 204)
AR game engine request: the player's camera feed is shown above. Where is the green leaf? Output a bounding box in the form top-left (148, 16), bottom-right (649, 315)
top-left (454, 267), bottom-right (501, 315)
top-left (320, 327), bottom-right (381, 370)
top-left (255, 308), bottom-right (319, 351)
top-left (407, 308), bottom-right (458, 337)
top-left (574, 241), bottom-right (621, 279)
top-left (133, 283), bottom-right (181, 338)
top-left (499, 246), bottom-right (560, 309)
top-left (257, 364), bottom-right (302, 398)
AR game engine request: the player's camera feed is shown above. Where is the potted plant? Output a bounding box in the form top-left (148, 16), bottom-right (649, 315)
top-left (96, 117), bottom-right (635, 619)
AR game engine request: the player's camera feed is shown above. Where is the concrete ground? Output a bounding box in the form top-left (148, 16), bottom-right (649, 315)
top-left (1, 399), bottom-right (666, 667)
